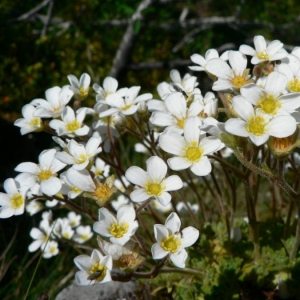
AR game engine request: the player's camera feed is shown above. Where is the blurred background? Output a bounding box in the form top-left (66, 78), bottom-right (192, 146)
top-left (1, 0), bottom-right (300, 298)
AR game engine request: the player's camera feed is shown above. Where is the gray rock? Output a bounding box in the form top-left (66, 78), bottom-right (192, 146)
top-left (55, 280), bottom-right (138, 300)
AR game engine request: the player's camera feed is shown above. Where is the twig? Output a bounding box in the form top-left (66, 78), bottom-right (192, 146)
top-left (109, 0), bottom-right (154, 78)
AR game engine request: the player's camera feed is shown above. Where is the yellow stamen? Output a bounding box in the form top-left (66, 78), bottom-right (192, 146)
top-left (288, 78), bottom-right (300, 92)
top-left (66, 120), bottom-right (80, 132)
top-left (145, 182), bottom-right (164, 196)
top-left (257, 94), bottom-right (281, 115)
top-left (10, 193), bottom-right (24, 209)
top-left (246, 116), bottom-right (266, 135)
top-left (109, 222), bottom-right (129, 238)
top-left (161, 234), bottom-right (181, 253)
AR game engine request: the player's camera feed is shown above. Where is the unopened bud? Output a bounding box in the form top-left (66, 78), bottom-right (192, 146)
top-left (137, 102), bottom-right (149, 121)
top-left (268, 127), bottom-right (300, 159)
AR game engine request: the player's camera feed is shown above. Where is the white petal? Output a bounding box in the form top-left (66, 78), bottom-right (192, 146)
top-left (40, 177), bottom-right (62, 196)
top-left (183, 117), bottom-right (202, 144)
top-left (165, 212), bottom-right (181, 233)
top-left (151, 243), bottom-right (169, 259)
top-left (225, 119), bottom-right (249, 137)
top-left (266, 115), bottom-right (296, 138)
top-left (159, 131), bottom-right (186, 156)
top-left (181, 226), bottom-right (200, 247)
top-left (190, 157), bottom-right (212, 176)
top-left (66, 169), bottom-right (95, 192)
top-left (156, 192), bottom-right (172, 206)
top-left (167, 157), bottom-right (191, 171)
top-left (146, 156), bottom-right (167, 181)
top-left (170, 250), bottom-right (187, 268)
top-left (125, 166), bottom-right (148, 187)
top-left (129, 189), bottom-right (150, 203)
top-left (264, 72), bottom-right (287, 96)
top-left (231, 96), bottom-right (255, 121)
top-left (206, 58), bottom-right (232, 79)
top-left (201, 136), bottom-right (222, 155)
top-left (162, 175), bottom-right (183, 191)
top-left (240, 84), bottom-right (263, 105)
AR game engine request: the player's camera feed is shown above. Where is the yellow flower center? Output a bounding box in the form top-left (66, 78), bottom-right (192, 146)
top-left (176, 118), bottom-right (185, 129)
top-left (63, 232), bottom-right (71, 239)
top-left (10, 193), bottom-right (24, 209)
top-left (257, 94), bottom-right (281, 115)
top-left (109, 222), bottom-right (129, 238)
top-left (71, 186), bottom-right (82, 193)
top-left (185, 143), bottom-right (203, 162)
top-left (74, 154), bottom-right (88, 164)
top-left (49, 245), bottom-right (57, 254)
top-left (79, 86), bottom-right (89, 98)
top-left (257, 51), bottom-right (270, 60)
top-left (66, 120), bottom-right (81, 132)
top-left (80, 233), bottom-right (89, 241)
top-left (287, 78), bottom-right (300, 92)
top-left (145, 182), bottom-right (164, 196)
top-left (231, 75), bottom-right (247, 89)
top-left (89, 262), bottom-right (107, 282)
top-left (161, 234), bottom-right (181, 253)
top-left (30, 117), bottom-right (41, 128)
top-left (246, 116), bottom-right (266, 135)
top-left (38, 169), bottom-right (53, 181)
top-left (122, 104), bottom-right (132, 111)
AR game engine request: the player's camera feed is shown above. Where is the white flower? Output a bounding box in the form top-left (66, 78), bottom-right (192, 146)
top-left (91, 157), bottom-right (110, 178)
top-left (28, 218), bottom-right (52, 252)
top-left (114, 176), bottom-right (130, 193)
top-left (26, 200), bottom-right (44, 216)
top-left (93, 205), bottom-right (138, 245)
top-left (200, 92), bottom-right (218, 118)
top-left (66, 169), bottom-right (116, 206)
top-left (14, 104), bottom-right (43, 135)
top-left (67, 212), bottom-right (81, 228)
top-left (151, 199), bottom-right (172, 213)
top-left (111, 194), bottom-right (129, 211)
top-left (67, 73), bottom-right (91, 100)
top-left (240, 72), bottom-right (300, 117)
top-left (176, 202), bottom-right (199, 214)
top-left (151, 212), bottom-right (199, 268)
top-left (239, 35), bottom-right (287, 64)
top-left (150, 93), bottom-right (204, 133)
top-left (125, 156), bottom-right (183, 206)
top-left (93, 76), bottom-right (124, 102)
top-left (54, 218), bottom-right (74, 240)
top-left (159, 117), bottom-right (223, 176)
top-left (169, 69), bottom-right (198, 98)
top-left (276, 56), bottom-right (300, 93)
top-left (49, 106), bottom-right (89, 137)
top-left (189, 49), bottom-right (228, 72)
top-left (73, 225), bottom-right (93, 244)
top-left (99, 86), bottom-right (152, 117)
top-left (225, 96), bottom-right (297, 146)
top-left (43, 241), bottom-right (59, 259)
top-left (0, 178), bottom-right (28, 218)
top-left (55, 137), bottom-right (102, 170)
top-left (31, 86), bottom-right (73, 118)
top-left (59, 171), bottom-right (83, 199)
top-left (74, 249), bottom-right (112, 285)
top-left (206, 50), bottom-right (252, 91)
top-left (15, 149), bottom-right (66, 196)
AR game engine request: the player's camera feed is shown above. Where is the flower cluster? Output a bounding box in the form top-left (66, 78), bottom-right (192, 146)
top-left (2, 35), bottom-right (300, 295)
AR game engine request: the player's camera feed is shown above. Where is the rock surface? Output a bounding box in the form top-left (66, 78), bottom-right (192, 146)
top-left (55, 280), bottom-right (138, 300)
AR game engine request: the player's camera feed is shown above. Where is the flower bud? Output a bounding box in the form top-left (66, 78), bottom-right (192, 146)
top-left (268, 127), bottom-right (300, 159)
top-left (137, 102), bottom-right (149, 121)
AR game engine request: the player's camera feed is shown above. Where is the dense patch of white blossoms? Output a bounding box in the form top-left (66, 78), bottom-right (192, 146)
top-left (2, 35), bottom-right (300, 287)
